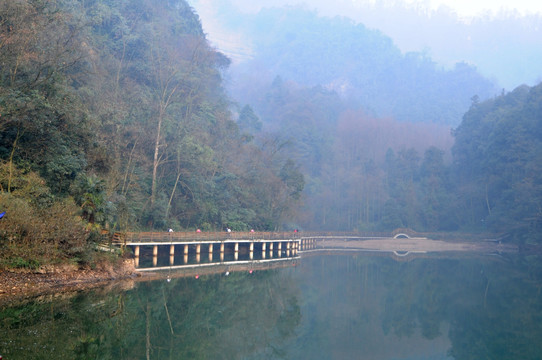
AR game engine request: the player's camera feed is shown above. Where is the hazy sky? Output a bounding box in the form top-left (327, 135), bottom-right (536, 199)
top-left (201, 0), bottom-right (542, 18)
top-left (189, 0), bottom-right (542, 89)
top-left (393, 0), bottom-right (542, 17)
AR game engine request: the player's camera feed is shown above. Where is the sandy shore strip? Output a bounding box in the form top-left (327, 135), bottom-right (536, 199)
top-left (314, 237), bottom-right (517, 253)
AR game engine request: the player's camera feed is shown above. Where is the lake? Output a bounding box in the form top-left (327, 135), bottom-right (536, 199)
top-left (2, 251), bottom-right (542, 359)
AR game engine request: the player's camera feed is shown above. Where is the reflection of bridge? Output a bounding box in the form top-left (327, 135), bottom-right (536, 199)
top-left (136, 257), bottom-right (300, 278)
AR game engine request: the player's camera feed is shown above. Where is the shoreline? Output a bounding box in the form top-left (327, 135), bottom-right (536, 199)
top-left (316, 237), bottom-right (519, 253)
top-left (0, 259), bottom-right (138, 308)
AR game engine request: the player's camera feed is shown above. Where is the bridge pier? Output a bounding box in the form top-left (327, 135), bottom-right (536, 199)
top-left (152, 245), bottom-right (158, 266)
top-left (278, 242), bottom-right (282, 257)
top-left (209, 244), bottom-right (213, 262)
top-left (196, 244), bottom-right (201, 263)
top-left (170, 244), bottom-right (175, 256)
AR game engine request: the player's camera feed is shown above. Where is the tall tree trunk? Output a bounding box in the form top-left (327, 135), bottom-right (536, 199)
top-left (151, 108), bottom-right (164, 207)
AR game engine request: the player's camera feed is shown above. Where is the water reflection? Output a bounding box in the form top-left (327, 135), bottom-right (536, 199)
top-left (2, 253), bottom-right (542, 359)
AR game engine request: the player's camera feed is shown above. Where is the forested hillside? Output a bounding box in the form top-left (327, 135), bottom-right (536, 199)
top-left (0, 0), bottom-right (304, 267)
top-left (222, 5), bottom-right (541, 243)
top-left (245, 77), bottom-right (455, 231)
top-left (288, 82), bottom-right (542, 243)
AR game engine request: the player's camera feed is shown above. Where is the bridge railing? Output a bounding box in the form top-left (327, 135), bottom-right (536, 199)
top-left (298, 231), bottom-right (391, 239)
top-left (125, 231), bottom-right (303, 243)
top-left (122, 230), bottom-right (395, 244)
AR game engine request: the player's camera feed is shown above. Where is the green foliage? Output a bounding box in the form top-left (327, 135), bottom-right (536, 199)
top-left (0, 190), bottom-right (89, 268)
top-left (237, 104), bottom-right (262, 134)
top-left (4, 256), bottom-right (40, 270)
top-left (452, 83), bottom-right (542, 242)
top-left (70, 174), bottom-right (115, 228)
top-left (0, 0), bottom-right (309, 271)
top-left (280, 159), bottom-right (305, 200)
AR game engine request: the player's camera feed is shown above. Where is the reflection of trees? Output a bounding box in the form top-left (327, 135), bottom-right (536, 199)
top-left (447, 256), bottom-right (542, 360)
top-left (370, 255), bottom-right (542, 360)
top-left (1, 270), bottom-right (301, 359)
top-left (3, 255), bottom-right (542, 359)
top-left (0, 288), bottom-right (132, 360)
top-left (380, 259), bottom-right (459, 339)
top-left (128, 271), bottom-right (301, 359)
top-left (291, 254), bottom-right (542, 360)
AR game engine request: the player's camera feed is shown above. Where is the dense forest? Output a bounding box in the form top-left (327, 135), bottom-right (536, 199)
top-left (0, 0), bottom-right (304, 267)
top-left (267, 81), bottom-right (542, 242)
top-left (0, 0), bottom-right (541, 268)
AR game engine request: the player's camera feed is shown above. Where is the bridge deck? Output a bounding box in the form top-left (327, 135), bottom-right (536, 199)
top-left (124, 231), bottom-right (302, 244)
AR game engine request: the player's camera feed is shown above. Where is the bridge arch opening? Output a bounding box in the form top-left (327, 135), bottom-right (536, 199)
top-left (393, 233), bottom-right (411, 239)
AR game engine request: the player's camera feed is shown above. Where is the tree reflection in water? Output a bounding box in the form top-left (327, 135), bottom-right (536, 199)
top-left (2, 253), bottom-right (542, 359)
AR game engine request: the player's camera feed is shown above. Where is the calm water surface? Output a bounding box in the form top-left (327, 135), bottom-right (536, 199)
top-left (2, 252), bottom-right (542, 359)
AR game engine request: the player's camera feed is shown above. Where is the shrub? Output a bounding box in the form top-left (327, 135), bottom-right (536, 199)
top-left (0, 170), bottom-right (91, 268)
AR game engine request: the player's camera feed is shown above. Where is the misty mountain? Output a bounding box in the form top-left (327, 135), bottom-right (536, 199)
top-left (221, 6), bottom-right (498, 126)
top-left (329, 3), bottom-right (542, 91)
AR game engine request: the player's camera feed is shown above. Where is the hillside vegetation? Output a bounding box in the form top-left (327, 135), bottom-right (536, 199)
top-left (0, 0), bottom-right (304, 268)
top-left (0, 0), bottom-right (541, 269)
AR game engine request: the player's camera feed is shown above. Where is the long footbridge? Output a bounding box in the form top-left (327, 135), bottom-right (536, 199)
top-left (104, 229), bottom-right (512, 273)
top-left (110, 229), bottom-right (453, 270)
top-left (120, 231), bottom-right (316, 268)
top-left (114, 231), bottom-right (410, 266)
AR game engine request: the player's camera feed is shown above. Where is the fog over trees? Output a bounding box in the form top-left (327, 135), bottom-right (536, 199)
top-left (0, 0), bottom-right (541, 267)
top-left (224, 6), bottom-right (498, 125)
top-left (194, 0), bottom-right (542, 91)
